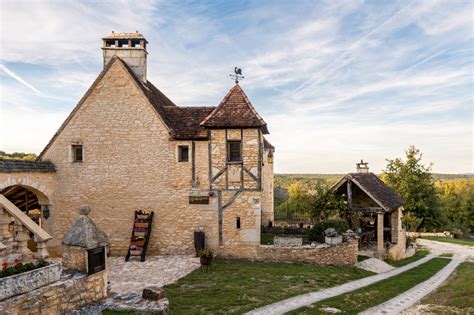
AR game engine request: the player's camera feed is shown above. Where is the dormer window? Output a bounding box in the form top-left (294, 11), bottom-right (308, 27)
top-left (227, 140), bottom-right (242, 163)
top-left (72, 145), bottom-right (83, 162)
top-left (178, 145), bottom-right (189, 162)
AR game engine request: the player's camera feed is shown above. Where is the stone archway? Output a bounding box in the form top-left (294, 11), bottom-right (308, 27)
top-left (0, 176), bottom-right (52, 206)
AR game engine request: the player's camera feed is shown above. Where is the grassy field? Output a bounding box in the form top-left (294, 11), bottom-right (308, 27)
top-left (289, 258), bottom-right (450, 314)
top-left (422, 236), bottom-right (474, 246)
top-left (386, 249), bottom-right (430, 267)
top-left (164, 259), bottom-right (373, 314)
top-left (420, 262), bottom-right (474, 310)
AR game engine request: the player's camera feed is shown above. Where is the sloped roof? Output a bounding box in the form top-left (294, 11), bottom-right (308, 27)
top-left (333, 172), bottom-right (405, 212)
top-left (200, 84), bottom-right (268, 134)
top-left (263, 138), bottom-right (275, 150)
top-left (103, 31), bottom-right (146, 40)
top-left (0, 159), bottom-right (56, 173)
top-left (162, 106), bottom-right (215, 139)
top-left (63, 213), bottom-right (108, 249)
top-left (38, 58), bottom-right (271, 159)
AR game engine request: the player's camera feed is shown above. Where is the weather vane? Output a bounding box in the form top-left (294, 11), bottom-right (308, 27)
top-left (229, 67), bottom-right (244, 84)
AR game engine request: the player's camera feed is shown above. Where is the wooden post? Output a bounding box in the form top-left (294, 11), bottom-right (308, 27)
top-left (347, 179), bottom-right (352, 210)
top-left (376, 211), bottom-right (384, 258)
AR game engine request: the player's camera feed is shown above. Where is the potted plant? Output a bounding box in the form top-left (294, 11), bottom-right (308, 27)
top-left (200, 249), bottom-right (213, 266)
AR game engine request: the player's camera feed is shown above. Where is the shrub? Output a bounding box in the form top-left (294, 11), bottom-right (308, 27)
top-left (308, 218), bottom-right (349, 243)
top-left (200, 249), bottom-right (213, 258)
top-left (0, 260), bottom-right (48, 278)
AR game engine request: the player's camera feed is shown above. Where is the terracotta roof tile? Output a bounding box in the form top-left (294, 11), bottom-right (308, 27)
top-left (162, 106), bottom-right (215, 139)
top-left (201, 84), bottom-right (268, 134)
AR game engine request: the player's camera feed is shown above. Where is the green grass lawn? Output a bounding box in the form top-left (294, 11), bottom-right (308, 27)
top-left (420, 262), bottom-right (474, 310)
top-left (386, 249), bottom-right (430, 267)
top-left (422, 236), bottom-right (474, 246)
top-left (289, 258), bottom-right (450, 315)
top-left (164, 259), bottom-right (374, 314)
top-left (357, 255), bottom-right (371, 262)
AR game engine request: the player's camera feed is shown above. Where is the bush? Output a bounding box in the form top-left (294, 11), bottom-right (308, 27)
top-left (308, 218), bottom-right (349, 243)
top-left (0, 260), bottom-right (48, 278)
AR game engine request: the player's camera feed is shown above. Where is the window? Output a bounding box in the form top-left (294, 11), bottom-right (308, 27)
top-left (227, 140), bottom-right (242, 163)
top-left (236, 217), bottom-right (241, 229)
top-left (178, 145), bottom-right (189, 162)
top-left (72, 145), bottom-right (83, 162)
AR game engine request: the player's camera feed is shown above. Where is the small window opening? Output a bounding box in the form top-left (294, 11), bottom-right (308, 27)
top-left (227, 140), bottom-right (242, 163)
top-left (131, 40), bottom-right (141, 48)
top-left (106, 40), bottom-right (115, 48)
top-left (236, 217), bottom-right (241, 229)
top-left (72, 145), bottom-right (83, 162)
top-left (118, 39), bottom-right (128, 48)
top-left (178, 145), bottom-right (189, 162)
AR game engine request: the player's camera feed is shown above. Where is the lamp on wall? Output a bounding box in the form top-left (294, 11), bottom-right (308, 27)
top-left (369, 213), bottom-right (374, 225)
top-left (42, 205), bottom-right (50, 220)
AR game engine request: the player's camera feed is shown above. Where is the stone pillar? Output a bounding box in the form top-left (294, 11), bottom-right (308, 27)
top-left (0, 209), bottom-right (14, 253)
top-left (14, 220), bottom-right (32, 259)
top-left (391, 208), bottom-right (401, 244)
top-left (376, 212), bottom-right (384, 259)
top-left (35, 237), bottom-right (50, 259)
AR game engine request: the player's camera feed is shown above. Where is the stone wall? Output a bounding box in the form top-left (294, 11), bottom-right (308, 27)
top-left (256, 239), bottom-right (359, 266)
top-left (387, 228), bottom-right (411, 260)
top-left (261, 147), bottom-right (274, 226)
top-left (0, 271), bottom-right (107, 314)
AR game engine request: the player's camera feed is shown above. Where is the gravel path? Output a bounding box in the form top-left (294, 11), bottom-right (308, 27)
top-left (416, 238), bottom-right (474, 259)
top-left (359, 256), bottom-right (462, 315)
top-left (245, 254), bottom-right (436, 315)
top-left (356, 258), bottom-right (395, 274)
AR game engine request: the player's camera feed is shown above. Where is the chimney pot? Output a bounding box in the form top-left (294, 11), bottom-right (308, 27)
top-left (356, 160), bottom-right (369, 173)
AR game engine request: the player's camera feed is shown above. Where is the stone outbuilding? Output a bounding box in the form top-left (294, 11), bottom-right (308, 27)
top-left (333, 161), bottom-right (408, 260)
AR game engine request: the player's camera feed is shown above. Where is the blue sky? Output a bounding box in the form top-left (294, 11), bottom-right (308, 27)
top-left (0, 0), bottom-right (472, 173)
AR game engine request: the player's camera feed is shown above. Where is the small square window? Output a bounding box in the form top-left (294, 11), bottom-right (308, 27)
top-left (72, 145), bottom-right (83, 162)
top-left (178, 145), bottom-right (189, 162)
top-left (227, 141), bottom-right (242, 163)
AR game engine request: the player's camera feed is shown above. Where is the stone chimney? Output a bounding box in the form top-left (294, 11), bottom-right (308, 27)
top-left (356, 160), bottom-right (369, 173)
top-left (102, 31), bottom-right (148, 82)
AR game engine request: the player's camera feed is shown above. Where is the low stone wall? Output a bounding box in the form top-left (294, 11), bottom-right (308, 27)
top-left (0, 262), bottom-right (62, 301)
top-left (406, 231), bottom-right (453, 238)
top-left (256, 239), bottom-right (358, 266)
top-left (0, 271), bottom-right (107, 314)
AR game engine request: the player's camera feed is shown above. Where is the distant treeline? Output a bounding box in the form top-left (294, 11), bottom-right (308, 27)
top-left (0, 151), bottom-right (37, 161)
top-left (274, 147), bottom-right (473, 235)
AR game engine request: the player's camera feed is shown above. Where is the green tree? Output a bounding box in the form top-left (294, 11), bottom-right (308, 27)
top-left (382, 146), bottom-right (440, 230)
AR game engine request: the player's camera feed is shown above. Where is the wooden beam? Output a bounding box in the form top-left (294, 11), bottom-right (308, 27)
top-left (212, 167), bottom-right (227, 183)
top-left (347, 179), bottom-right (352, 210)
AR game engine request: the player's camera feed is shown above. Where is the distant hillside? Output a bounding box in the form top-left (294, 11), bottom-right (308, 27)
top-left (275, 173), bottom-right (474, 188)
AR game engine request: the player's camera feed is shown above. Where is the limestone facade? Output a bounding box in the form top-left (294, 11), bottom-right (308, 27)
top-left (1, 33), bottom-right (275, 258)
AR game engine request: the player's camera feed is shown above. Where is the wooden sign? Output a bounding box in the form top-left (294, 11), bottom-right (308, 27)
top-left (189, 196), bottom-right (210, 204)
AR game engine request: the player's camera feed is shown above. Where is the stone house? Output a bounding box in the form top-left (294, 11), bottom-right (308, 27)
top-left (332, 161), bottom-right (409, 260)
top-left (0, 31), bottom-right (275, 257)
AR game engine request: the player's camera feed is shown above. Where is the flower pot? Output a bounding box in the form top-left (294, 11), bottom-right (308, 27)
top-left (200, 256), bottom-right (213, 266)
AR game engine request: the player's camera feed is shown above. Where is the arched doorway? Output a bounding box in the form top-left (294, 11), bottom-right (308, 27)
top-left (1, 185), bottom-right (50, 251)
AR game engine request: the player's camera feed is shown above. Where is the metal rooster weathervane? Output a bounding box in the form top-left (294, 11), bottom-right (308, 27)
top-left (229, 67), bottom-right (244, 84)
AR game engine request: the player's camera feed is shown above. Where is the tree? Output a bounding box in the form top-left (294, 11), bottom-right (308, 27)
top-left (382, 146), bottom-right (440, 230)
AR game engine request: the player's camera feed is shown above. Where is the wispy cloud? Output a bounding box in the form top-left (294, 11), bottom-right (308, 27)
top-left (0, 64), bottom-right (41, 94)
top-left (0, 0), bottom-right (472, 173)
